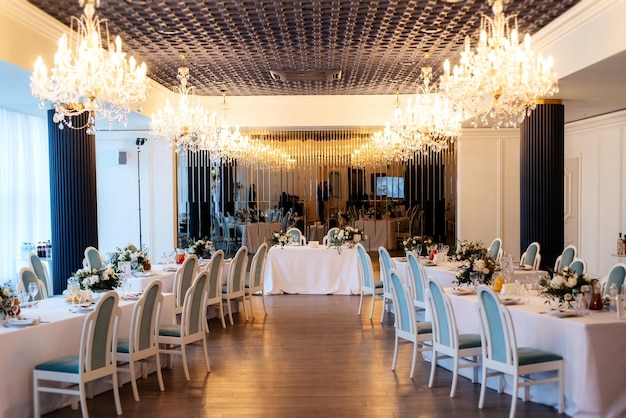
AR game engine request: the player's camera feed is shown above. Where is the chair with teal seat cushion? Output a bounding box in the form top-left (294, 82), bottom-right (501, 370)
top-left (83, 246), bottom-right (104, 270)
top-left (476, 286), bottom-right (564, 418)
top-left (425, 276), bottom-right (481, 397)
top-left (602, 263), bottom-right (626, 296)
top-left (29, 252), bottom-right (52, 297)
top-left (519, 242), bottom-right (541, 270)
top-left (172, 254), bottom-right (198, 322)
top-left (355, 243), bottom-right (383, 319)
top-left (245, 242), bottom-right (269, 317)
top-left (33, 291), bottom-right (122, 418)
top-left (222, 246), bottom-right (249, 325)
top-left (116, 280), bottom-right (164, 402)
top-left (568, 258), bottom-right (587, 276)
top-left (205, 250), bottom-right (227, 329)
top-left (388, 269), bottom-right (432, 379)
top-left (158, 271), bottom-right (211, 381)
top-left (18, 267), bottom-right (48, 300)
top-left (487, 238), bottom-right (503, 262)
top-left (378, 246), bottom-right (395, 323)
top-left (554, 245), bottom-right (577, 272)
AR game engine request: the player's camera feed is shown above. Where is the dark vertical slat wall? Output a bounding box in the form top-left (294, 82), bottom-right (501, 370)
top-left (48, 110), bottom-right (99, 294)
top-left (520, 103), bottom-right (564, 270)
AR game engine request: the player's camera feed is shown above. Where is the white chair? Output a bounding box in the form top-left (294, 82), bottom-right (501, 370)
top-left (83, 246), bottom-right (104, 269)
top-left (34, 291), bottom-right (122, 418)
top-left (378, 246), bottom-right (395, 323)
top-left (406, 252), bottom-right (427, 313)
top-left (205, 250), bottom-right (227, 329)
top-left (286, 227), bottom-right (306, 245)
top-left (487, 238), bottom-right (503, 262)
top-left (172, 254), bottom-right (198, 322)
top-left (222, 246), bottom-right (249, 325)
top-left (568, 258), bottom-right (587, 276)
top-left (158, 271), bottom-right (211, 381)
top-left (322, 227), bottom-right (340, 246)
top-left (519, 242), bottom-right (541, 270)
top-left (476, 286), bottom-right (564, 418)
top-left (245, 242), bottom-right (269, 317)
top-left (116, 280), bottom-right (164, 402)
top-left (388, 269), bottom-right (432, 379)
top-left (601, 263), bottom-right (626, 296)
top-left (425, 276), bottom-right (482, 397)
top-left (29, 252), bottom-right (53, 297)
top-left (554, 245), bottom-right (577, 272)
top-left (18, 267), bottom-right (48, 300)
top-left (355, 243), bottom-right (383, 319)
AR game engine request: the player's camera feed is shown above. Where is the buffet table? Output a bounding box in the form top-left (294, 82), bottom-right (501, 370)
top-left (354, 219), bottom-right (398, 251)
top-left (264, 245), bottom-right (360, 295)
top-left (236, 222), bottom-right (282, 253)
top-left (0, 293), bottom-right (175, 418)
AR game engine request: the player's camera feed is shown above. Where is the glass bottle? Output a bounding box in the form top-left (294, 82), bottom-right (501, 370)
top-left (588, 281), bottom-right (604, 311)
top-left (619, 233), bottom-right (624, 256)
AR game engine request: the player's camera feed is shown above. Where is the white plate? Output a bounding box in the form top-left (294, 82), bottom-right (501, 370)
top-left (424, 261), bottom-right (438, 267)
top-left (75, 303), bottom-right (95, 313)
top-left (163, 267), bottom-right (177, 272)
top-left (123, 293), bottom-right (142, 301)
top-left (132, 271), bottom-right (153, 277)
top-left (7, 317), bottom-right (35, 326)
top-left (548, 309), bottom-right (581, 318)
top-left (501, 297), bottom-right (522, 305)
top-left (448, 287), bottom-right (476, 295)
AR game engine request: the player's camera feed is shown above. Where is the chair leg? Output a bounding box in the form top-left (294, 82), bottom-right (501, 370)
top-left (242, 297), bottom-right (249, 321)
top-left (261, 292), bottom-right (268, 314)
top-left (428, 351), bottom-right (437, 388)
top-left (181, 344), bottom-right (191, 381)
top-left (380, 297), bottom-right (386, 323)
top-left (510, 377), bottom-right (519, 418)
top-left (409, 340), bottom-right (418, 379)
top-left (79, 382), bottom-right (89, 418)
top-left (558, 363), bottom-right (565, 414)
top-left (155, 352), bottom-right (165, 392)
top-left (369, 293), bottom-right (376, 320)
top-left (357, 291), bottom-right (364, 315)
top-left (219, 302), bottom-right (226, 328)
top-left (478, 367), bottom-right (488, 409)
top-left (202, 336), bottom-right (211, 373)
top-left (112, 370), bottom-right (123, 415)
top-left (248, 293), bottom-right (256, 318)
top-left (226, 299), bottom-right (234, 325)
top-left (451, 356), bottom-right (459, 398)
top-left (391, 335), bottom-right (399, 371)
top-left (129, 359), bottom-right (140, 402)
top-left (33, 374), bottom-right (40, 418)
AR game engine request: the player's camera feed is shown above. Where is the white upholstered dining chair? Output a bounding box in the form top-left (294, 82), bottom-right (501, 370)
top-left (222, 246), bottom-right (249, 324)
top-left (83, 246), bottom-right (104, 269)
top-left (245, 242), bottom-right (269, 317)
top-left (205, 250), bottom-right (227, 329)
top-left (554, 245), bottom-right (577, 272)
top-left (355, 243), bottom-right (383, 319)
top-left (519, 242), bottom-right (541, 270)
top-left (172, 254), bottom-right (198, 322)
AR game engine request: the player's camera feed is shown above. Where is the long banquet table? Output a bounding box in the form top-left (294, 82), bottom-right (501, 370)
top-left (1, 293), bottom-right (175, 418)
top-left (264, 245), bottom-right (360, 295)
top-left (392, 259), bottom-right (626, 417)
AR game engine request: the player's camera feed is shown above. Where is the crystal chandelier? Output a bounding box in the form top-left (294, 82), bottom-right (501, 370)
top-left (389, 55), bottom-right (463, 154)
top-left (30, 0), bottom-right (149, 134)
top-left (150, 53), bottom-right (217, 153)
top-left (439, 0), bottom-right (558, 128)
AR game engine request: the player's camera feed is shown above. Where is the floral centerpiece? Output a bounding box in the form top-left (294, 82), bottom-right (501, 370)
top-left (187, 238), bottom-right (213, 258)
top-left (327, 226), bottom-right (367, 253)
top-left (538, 266), bottom-right (592, 308)
top-left (402, 235), bottom-right (433, 256)
top-left (73, 265), bottom-right (120, 292)
top-left (0, 281), bottom-right (15, 318)
top-left (269, 230), bottom-right (290, 247)
top-left (454, 240), bottom-right (498, 286)
top-left (108, 243), bottom-right (149, 272)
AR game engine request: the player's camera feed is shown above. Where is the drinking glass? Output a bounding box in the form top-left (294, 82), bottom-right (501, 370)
top-left (28, 282), bottom-right (39, 303)
top-left (416, 244), bottom-right (422, 258)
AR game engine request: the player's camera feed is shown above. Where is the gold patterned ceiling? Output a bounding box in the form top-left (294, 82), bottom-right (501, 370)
top-left (27, 0), bottom-right (580, 97)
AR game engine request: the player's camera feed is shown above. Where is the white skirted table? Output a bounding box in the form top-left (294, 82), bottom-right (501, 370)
top-left (264, 245), bottom-right (360, 295)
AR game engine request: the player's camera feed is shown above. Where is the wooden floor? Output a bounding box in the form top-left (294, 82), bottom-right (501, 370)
top-left (44, 292), bottom-right (562, 417)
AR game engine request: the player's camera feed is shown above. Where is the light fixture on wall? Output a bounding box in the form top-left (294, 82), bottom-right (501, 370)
top-left (439, 0), bottom-right (558, 128)
top-left (30, 0), bottom-right (149, 134)
top-left (150, 53), bottom-right (217, 153)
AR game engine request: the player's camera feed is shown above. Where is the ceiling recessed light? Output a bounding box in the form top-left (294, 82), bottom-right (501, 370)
top-left (441, 0), bottom-right (464, 3)
top-left (421, 26), bottom-right (442, 34)
top-left (156, 27), bottom-right (181, 36)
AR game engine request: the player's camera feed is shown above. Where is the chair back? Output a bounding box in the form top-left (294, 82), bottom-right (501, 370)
top-left (84, 246), bottom-right (103, 269)
top-left (206, 250), bottom-right (225, 303)
top-left (425, 277), bottom-right (458, 349)
top-left (281, 213), bottom-right (290, 231)
top-left (80, 291), bottom-right (121, 373)
top-left (406, 252), bottom-right (426, 309)
top-left (569, 258), bottom-right (587, 276)
top-left (174, 255), bottom-right (198, 309)
top-left (29, 252), bottom-right (52, 296)
top-left (520, 242), bottom-right (541, 269)
top-left (476, 286), bottom-right (517, 367)
top-left (555, 245), bottom-right (577, 272)
top-left (323, 227), bottom-right (340, 245)
top-left (487, 238), bottom-right (503, 261)
top-left (286, 227), bottom-right (305, 245)
top-left (130, 280), bottom-right (163, 353)
top-left (19, 267), bottom-right (47, 300)
top-left (182, 272), bottom-right (209, 336)
top-left (356, 243), bottom-right (375, 290)
top-left (227, 246), bottom-right (249, 294)
top-left (389, 269), bottom-right (415, 335)
top-left (249, 243), bottom-right (268, 290)
top-left (378, 246), bottom-right (394, 293)
top-left (221, 215), bottom-right (231, 240)
top-left (604, 263), bottom-right (626, 295)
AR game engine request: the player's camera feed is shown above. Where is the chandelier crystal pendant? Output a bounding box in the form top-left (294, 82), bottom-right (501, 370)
top-left (439, 0), bottom-right (558, 128)
top-left (30, 0), bottom-right (149, 134)
top-left (150, 53), bottom-right (217, 154)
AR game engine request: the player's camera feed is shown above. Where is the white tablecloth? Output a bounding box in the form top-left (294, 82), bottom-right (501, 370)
top-left (236, 222), bottom-right (282, 253)
top-left (355, 219), bottom-right (398, 250)
top-left (264, 245), bottom-right (360, 295)
top-left (126, 264), bottom-right (178, 293)
top-left (0, 293), bottom-right (175, 418)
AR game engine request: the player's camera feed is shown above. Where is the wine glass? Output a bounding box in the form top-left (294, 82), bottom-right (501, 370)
top-left (416, 244), bottom-right (423, 259)
top-left (67, 278), bottom-right (78, 307)
top-left (28, 282), bottom-right (39, 303)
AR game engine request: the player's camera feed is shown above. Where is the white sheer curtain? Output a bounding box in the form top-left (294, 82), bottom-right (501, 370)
top-left (0, 108), bottom-right (50, 285)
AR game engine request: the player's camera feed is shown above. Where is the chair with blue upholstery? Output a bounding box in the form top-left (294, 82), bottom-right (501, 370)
top-left (476, 286), bottom-right (564, 418)
top-left (221, 214), bottom-right (237, 254)
top-left (116, 280), bottom-right (164, 402)
top-left (158, 271), bottom-right (211, 381)
top-left (355, 243), bottom-right (383, 319)
top-left (519, 242), bottom-right (541, 270)
top-left (245, 242), bottom-right (269, 317)
top-left (205, 250), bottom-right (227, 329)
top-left (406, 252), bottom-right (428, 314)
top-left (222, 246), bottom-right (249, 325)
top-left (83, 246), bottom-right (104, 270)
top-left (425, 276), bottom-right (482, 397)
top-left (18, 267), bottom-right (48, 300)
top-left (34, 291), bottom-right (122, 418)
top-left (554, 245), bottom-right (577, 272)
top-left (487, 238), bottom-right (503, 262)
top-left (602, 263), bottom-right (626, 296)
top-left (388, 269), bottom-right (432, 379)
top-left (568, 258), bottom-right (587, 276)
top-left (322, 227), bottom-right (340, 246)
top-left (172, 254), bottom-right (198, 322)
top-left (29, 252), bottom-right (53, 297)
top-left (378, 246), bottom-right (395, 323)
top-left (286, 227), bottom-right (306, 245)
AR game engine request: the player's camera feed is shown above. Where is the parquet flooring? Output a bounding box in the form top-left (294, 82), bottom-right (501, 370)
top-left (44, 253), bottom-right (561, 418)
